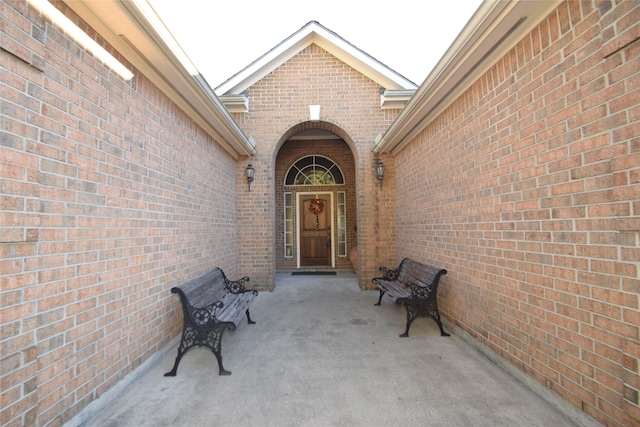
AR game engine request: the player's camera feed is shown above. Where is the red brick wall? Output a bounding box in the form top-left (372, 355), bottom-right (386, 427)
top-left (235, 43), bottom-right (398, 289)
top-left (393, 1), bottom-right (639, 425)
top-left (1, 1), bottom-right (242, 425)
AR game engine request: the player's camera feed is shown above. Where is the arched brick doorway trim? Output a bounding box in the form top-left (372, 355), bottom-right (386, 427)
top-left (274, 121), bottom-right (358, 271)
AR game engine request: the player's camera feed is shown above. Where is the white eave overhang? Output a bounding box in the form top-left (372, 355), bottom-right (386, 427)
top-left (374, 0), bottom-right (562, 155)
top-left (218, 89), bottom-right (417, 113)
top-left (380, 89), bottom-right (417, 109)
top-left (64, 0), bottom-right (256, 159)
top-left (218, 94), bottom-right (250, 113)
top-left (215, 21), bottom-right (418, 97)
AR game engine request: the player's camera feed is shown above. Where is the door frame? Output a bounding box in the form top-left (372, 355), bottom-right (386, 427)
top-left (296, 191), bottom-right (335, 268)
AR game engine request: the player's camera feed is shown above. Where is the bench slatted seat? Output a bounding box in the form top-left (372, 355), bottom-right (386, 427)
top-left (164, 268), bottom-right (257, 376)
top-left (372, 258), bottom-right (449, 337)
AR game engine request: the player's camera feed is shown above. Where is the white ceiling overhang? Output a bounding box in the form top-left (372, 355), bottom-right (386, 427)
top-left (374, 0), bottom-right (563, 155)
top-left (64, 0), bottom-right (256, 159)
top-left (214, 21), bottom-right (418, 97)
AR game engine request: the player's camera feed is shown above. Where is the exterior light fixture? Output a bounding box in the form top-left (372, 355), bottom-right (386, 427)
top-left (376, 161), bottom-right (385, 188)
top-left (245, 164), bottom-right (255, 191)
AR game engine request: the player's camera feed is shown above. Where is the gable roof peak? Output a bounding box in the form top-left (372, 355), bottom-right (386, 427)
top-left (214, 20), bottom-right (417, 96)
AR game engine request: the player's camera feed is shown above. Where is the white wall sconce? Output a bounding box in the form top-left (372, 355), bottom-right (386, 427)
top-left (309, 105), bottom-right (320, 121)
top-left (245, 164), bottom-right (255, 191)
top-left (376, 161), bottom-right (385, 188)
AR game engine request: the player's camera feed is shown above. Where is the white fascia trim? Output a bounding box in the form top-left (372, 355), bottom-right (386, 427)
top-left (127, 0), bottom-right (256, 157)
top-left (214, 32), bottom-right (314, 96)
top-left (65, 0), bottom-right (255, 158)
top-left (215, 21), bottom-right (417, 96)
top-left (374, 0), bottom-right (562, 155)
top-left (310, 24), bottom-right (417, 90)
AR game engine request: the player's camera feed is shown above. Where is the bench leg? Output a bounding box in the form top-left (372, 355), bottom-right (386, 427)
top-left (398, 301), bottom-right (451, 337)
top-left (246, 309), bottom-right (256, 324)
top-left (164, 355), bottom-right (182, 377)
top-left (400, 303), bottom-right (417, 337)
top-left (374, 290), bottom-right (385, 306)
top-left (164, 348), bottom-right (186, 377)
top-left (432, 312), bottom-right (450, 337)
top-left (214, 351), bottom-right (231, 376)
top-left (206, 328), bottom-right (232, 376)
top-left (164, 326), bottom-right (197, 377)
top-left (164, 326), bottom-right (234, 376)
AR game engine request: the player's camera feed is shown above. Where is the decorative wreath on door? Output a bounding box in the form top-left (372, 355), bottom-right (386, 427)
top-left (309, 197), bottom-right (325, 215)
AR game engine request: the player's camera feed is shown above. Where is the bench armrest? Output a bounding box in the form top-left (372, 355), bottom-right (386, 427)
top-left (188, 301), bottom-right (224, 327)
top-left (406, 282), bottom-right (434, 301)
top-left (378, 265), bottom-right (401, 281)
top-left (377, 257), bottom-right (410, 281)
top-left (225, 276), bottom-right (253, 294)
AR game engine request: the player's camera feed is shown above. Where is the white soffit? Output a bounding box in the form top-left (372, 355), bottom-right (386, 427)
top-left (214, 21), bottom-right (418, 96)
top-left (374, 0), bottom-right (563, 155)
top-left (63, 0), bottom-right (255, 158)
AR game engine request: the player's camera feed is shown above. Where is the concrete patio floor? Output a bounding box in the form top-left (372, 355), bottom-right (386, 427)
top-left (67, 271), bottom-right (599, 427)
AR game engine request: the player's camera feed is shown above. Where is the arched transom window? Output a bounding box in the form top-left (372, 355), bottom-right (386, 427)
top-left (285, 155), bottom-right (344, 186)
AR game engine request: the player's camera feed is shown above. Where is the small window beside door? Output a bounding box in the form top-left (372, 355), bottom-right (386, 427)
top-left (284, 192), bottom-right (294, 258)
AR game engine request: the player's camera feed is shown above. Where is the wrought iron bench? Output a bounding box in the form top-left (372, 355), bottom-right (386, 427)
top-left (164, 267), bottom-right (257, 376)
top-left (372, 258), bottom-right (449, 338)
